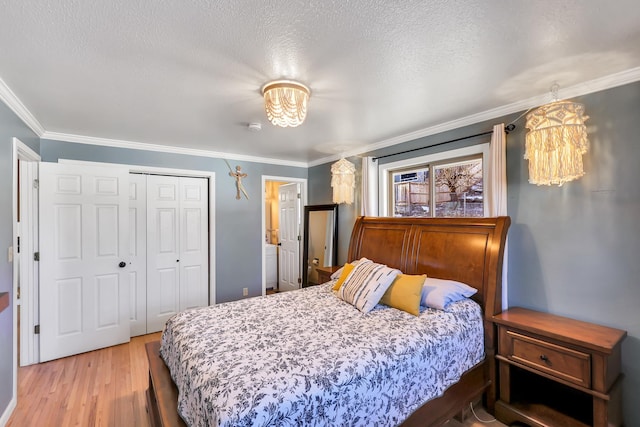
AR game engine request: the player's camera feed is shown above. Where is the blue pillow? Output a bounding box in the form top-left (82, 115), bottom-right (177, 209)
top-left (420, 277), bottom-right (477, 310)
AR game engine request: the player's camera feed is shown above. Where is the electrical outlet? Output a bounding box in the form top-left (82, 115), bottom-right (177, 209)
top-left (242, 287), bottom-right (248, 297)
top-left (8, 246), bottom-right (13, 263)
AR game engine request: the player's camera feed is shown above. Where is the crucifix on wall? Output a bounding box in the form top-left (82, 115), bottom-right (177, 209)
top-left (225, 160), bottom-right (249, 200)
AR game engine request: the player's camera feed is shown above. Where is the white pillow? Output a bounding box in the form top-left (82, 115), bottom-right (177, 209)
top-left (330, 257), bottom-right (367, 280)
top-left (420, 277), bottom-right (477, 310)
top-left (338, 261), bottom-right (400, 313)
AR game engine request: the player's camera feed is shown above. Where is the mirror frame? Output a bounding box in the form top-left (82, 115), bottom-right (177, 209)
top-left (302, 204), bottom-right (339, 287)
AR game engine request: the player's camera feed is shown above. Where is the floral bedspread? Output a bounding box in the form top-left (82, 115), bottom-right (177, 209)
top-left (160, 283), bottom-right (484, 427)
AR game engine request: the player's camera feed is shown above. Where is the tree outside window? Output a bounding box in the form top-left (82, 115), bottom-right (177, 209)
top-left (434, 159), bottom-right (483, 217)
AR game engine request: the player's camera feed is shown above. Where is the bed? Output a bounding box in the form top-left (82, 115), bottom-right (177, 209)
top-left (146, 215), bottom-right (511, 426)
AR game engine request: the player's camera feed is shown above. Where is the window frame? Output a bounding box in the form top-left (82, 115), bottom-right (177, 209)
top-left (378, 143), bottom-right (490, 217)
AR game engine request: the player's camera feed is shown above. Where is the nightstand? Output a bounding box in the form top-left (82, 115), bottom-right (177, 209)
top-left (315, 265), bottom-right (340, 284)
top-left (493, 307), bottom-right (626, 427)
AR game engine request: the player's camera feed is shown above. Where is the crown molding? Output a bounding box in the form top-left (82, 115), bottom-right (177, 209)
top-left (41, 131), bottom-right (309, 168)
top-left (3, 66), bottom-right (639, 168)
top-left (308, 66), bottom-right (640, 167)
top-left (0, 77), bottom-right (45, 136)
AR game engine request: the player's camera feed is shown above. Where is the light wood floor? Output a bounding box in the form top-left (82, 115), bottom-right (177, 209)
top-left (8, 332), bottom-right (506, 426)
top-left (8, 332), bottom-right (161, 427)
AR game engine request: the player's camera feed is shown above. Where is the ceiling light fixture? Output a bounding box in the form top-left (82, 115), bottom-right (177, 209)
top-left (261, 80), bottom-right (310, 128)
top-left (524, 83), bottom-right (589, 186)
top-left (331, 158), bottom-right (356, 204)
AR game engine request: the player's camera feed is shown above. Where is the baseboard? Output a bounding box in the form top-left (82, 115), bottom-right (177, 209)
top-left (0, 396), bottom-right (17, 427)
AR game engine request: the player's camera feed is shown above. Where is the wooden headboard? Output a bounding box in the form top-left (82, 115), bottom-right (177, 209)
top-left (347, 216), bottom-right (510, 319)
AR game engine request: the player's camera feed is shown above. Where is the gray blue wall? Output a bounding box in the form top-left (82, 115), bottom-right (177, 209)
top-left (40, 140), bottom-right (307, 303)
top-left (309, 81), bottom-right (640, 426)
top-left (0, 103), bottom-right (39, 420)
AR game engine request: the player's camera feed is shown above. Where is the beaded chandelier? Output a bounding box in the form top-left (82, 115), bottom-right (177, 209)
top-left (261, 80), bottom-right (310, 128)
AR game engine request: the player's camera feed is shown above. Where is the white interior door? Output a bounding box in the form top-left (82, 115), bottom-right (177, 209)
top-left (147, 175), bottom-right (209, 332)
top-left (39, 162), bottom-right (130, 362)
top-left (147, 175), bottom-right (180, 332)
top-left (178, 177), bottom-right (209, 311)
top-left (128, 174), bottom-right (147, 337)
top-left (278, 183), bottom-right (301, 292)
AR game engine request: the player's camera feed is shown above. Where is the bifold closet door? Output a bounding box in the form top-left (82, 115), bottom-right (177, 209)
top-left (128, 174), bottom-right (147, 337)
top-left (146, 175), bottom-right (209, 333)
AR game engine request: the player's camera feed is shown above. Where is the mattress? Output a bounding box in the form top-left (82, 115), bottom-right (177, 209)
top-left (160, 283), bottom-right (485, 427)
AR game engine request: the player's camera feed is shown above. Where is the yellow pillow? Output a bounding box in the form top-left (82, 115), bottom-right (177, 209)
top-left (332, 263), bottom-right (356, 291)
top-left (380, 274), bottom-right (426, 316)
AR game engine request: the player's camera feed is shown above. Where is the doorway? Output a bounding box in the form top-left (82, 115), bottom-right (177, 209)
top-left (12, 138), bottom-right (40, 372)
top-left (261, 176), bottom-right (307, 295)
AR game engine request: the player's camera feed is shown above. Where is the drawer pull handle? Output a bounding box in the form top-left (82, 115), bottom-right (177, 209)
top-left (540, 354), bottom-right (549, 362)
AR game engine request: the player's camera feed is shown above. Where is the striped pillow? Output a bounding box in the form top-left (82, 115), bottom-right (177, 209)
top-left (338, 260), bottom-right (401, 313)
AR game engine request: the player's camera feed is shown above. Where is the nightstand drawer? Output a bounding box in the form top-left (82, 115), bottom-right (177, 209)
top-left (506, 330), bottom-right (591, 387)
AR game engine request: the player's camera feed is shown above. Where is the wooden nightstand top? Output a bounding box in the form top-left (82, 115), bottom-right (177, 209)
top-left (493, 307), bottom-right (626, 354)
top-left (314, 265), bottom-right (341, 275)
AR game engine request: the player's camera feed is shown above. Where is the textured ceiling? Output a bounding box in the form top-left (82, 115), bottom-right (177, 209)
top-left (1, 0), bottom-right (639, 165)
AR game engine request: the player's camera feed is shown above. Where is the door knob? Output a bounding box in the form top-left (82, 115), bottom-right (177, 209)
top-left (118, 261), bottom-right (126, 268)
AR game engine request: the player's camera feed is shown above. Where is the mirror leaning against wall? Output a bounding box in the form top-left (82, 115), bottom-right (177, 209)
top-left (302, 204), bottom-right (338, 287)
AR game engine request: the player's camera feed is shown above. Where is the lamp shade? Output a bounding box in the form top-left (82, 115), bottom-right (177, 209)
top-left (331, 158), bottom-right (356, 204)
top-left (262, 80), bottom-right (310, 128)
top-left (524, 100), bottom-right (589, 186)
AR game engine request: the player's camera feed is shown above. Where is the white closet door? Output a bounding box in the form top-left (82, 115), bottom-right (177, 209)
top-left (39, 162), bottom-right (130, 362)
top-left (178, 177), bottom-right (209, 310)
top-left (147, 175), bottom-right (181, 332)
top-left (278, 183), bottom-right (301, 292)
top-left (128, 174), bottom-right (147, 337)
top-left (147, 175), bottom-right (209, 332)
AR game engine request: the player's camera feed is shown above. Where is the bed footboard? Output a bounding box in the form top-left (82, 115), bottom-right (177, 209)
top-left (400, 362), bottom-right (488, 426)
top-left (146, 341), bottom-right (186, 427)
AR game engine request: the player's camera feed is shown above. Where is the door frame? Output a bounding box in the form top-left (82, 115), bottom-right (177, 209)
top-left (59, 159), bottom-right (216, 305)
top-left (261, 176), bottom-right (307, 296)
top-left (12, 138), bottom-right (40, 378)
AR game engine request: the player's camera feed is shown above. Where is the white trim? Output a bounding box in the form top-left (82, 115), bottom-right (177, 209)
top-left (308, 66), bottom-right (640, 167)
top-left (18, 161), bottom-right (40, 366)
top-left (378, 143), bottom-right (489, 217)
top-left (58, 159), bottom-right (217, 305)
top-left (15, 141), bottom-right (40, 162)
top-left (0, 397), bottom-right (16, 427)
top-left (43, 131), bottom-right (308, 169)
top-left (0, 78), bottom-right (45, 136)
top-left (261, 176), bottom-right (308, 297)
top-left (10, 138), bottom-right (41, 423)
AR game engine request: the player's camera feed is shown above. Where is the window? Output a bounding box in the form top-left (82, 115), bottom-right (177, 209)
top-left (391, 168), bottom-right (429, 216)
top-left (380, 144), bottom-right (489, 218)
